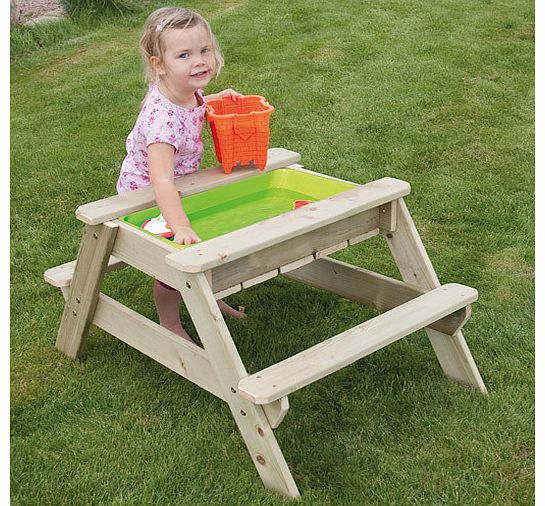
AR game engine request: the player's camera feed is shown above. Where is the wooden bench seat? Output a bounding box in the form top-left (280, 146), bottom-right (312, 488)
top-left (44, 256), bottom-right (126, 288)
top-left (237, 283), bottom-right (478, 404)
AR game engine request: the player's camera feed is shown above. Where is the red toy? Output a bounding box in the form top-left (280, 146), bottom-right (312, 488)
top-left (294, 200), bottom-right (314, 208)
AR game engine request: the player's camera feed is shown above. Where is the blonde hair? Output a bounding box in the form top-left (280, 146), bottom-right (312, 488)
top-left (139, 7), bottom-right (224, 86)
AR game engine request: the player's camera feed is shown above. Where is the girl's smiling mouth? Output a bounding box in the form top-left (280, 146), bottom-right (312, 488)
top-left (191, 70), bottom-right (209, 78)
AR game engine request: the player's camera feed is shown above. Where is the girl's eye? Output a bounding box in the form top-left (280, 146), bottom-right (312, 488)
top-left (178, 52), bottom-right (189, 59)
top-left (201, 48), bottom-right (210, 54)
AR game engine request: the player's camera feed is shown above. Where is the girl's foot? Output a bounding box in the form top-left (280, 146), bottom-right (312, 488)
top-left (217, 299), bottom-right (247, 319)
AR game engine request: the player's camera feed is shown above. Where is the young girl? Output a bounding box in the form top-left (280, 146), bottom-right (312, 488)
top-left (117, 6), bottom-right (246, 342)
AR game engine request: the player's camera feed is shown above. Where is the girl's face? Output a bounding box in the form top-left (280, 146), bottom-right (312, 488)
top-left (154, 25), bottom-right (215, 99)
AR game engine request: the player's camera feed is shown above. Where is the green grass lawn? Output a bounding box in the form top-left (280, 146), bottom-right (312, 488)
top-left (11, 0), bottom-right (534, 504)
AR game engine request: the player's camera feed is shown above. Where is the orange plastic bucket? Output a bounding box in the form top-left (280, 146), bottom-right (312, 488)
top-left (206, 95), bottom-right (274, 174)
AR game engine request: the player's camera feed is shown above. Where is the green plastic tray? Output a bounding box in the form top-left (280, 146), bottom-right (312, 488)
top-left (120, 168), bottom-right (357, 248)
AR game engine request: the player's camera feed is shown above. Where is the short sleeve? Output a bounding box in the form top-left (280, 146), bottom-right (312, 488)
top-left (144, 103), bottom-right (179, 150)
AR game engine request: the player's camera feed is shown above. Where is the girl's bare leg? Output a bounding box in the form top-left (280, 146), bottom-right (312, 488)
top-left (217, 299), bottom-right (247, 319)
top-left (153, 280), bottom-right (193, 342)
top-left (154, 282), bottom-right (245, 342)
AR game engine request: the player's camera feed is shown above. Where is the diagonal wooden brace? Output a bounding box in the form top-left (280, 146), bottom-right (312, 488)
top-left (285, 257), bottom-right (472, 336)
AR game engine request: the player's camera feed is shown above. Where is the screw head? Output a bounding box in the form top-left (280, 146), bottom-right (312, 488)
top-left (240, 409), bottom-right (246, 416)
top-left (72, 310), bottom-right (77, 316)
top-left (186, 282), bottom-right (191, 289)
top-left (75, 297), bottom-right (81, 304)
top-left (93, 233), bottom-right (98, 239)
top-left (256, 455), bottom-right (266, 466)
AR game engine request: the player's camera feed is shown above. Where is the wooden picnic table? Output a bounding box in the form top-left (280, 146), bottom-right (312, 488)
top-left (45, 148), bottom-right (486, 499)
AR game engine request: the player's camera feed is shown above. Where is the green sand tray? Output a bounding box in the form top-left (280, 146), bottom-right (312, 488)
top-left (121, 169), bottom-right (357, 247)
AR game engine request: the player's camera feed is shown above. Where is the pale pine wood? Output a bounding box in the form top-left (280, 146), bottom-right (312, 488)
top-left (262, 400), bottom-right (290, 430)
top-left (93, 293), bottom-right (225, 400)
top-left (44, 255), bottom-right (126, 288)
top-left (384, 198), bottom-right (439, 287)
top-left (165, 177), bottom-right (411, 273)
top-left (278, 255), bottom-right (314, 274)
top-left (378, 200), bottom-right (398, 231)
top-left (206, 209), bottom-right (379, 292)
top-left (213, 283), bottom-right (242, 300)
top-left (53, 267), bottom-right (287, 422)
top-left (45, 256), bottom-right (243, 300)
top-left (110, 220), bottom-right (179, 287)
top-left (241, 269), bottom-right (279, 289)
top-left (44, 164), bottom-right (487, 498)
top-left (347, 228), bottom-right (380, 246)
top-left (237, 284), bottom-right (478, 404)
top-left (263, 396), bottom-right (290, 429)
top-left (284, 258), bottom-right (472, 336)
top-left (174, 271), bottom-right (300, 498)
top-left (426, 327), bottom-right (483, 388)
top-left (76, 148), bottom-right (302, 225)
top-left (384, 198), bottom-right (487, 393)
top-left (314, 240), bottom-right (348, 259)
top-left (46, 215), bottom-right (374, 295)
top-left (56, 222), bottom-right (118, 358)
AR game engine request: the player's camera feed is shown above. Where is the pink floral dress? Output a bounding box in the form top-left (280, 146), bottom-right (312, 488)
top-left (117, 84), bottom-right (206, 193)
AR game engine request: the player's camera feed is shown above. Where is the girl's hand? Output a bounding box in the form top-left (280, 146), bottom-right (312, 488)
top-left (204, 89), bottom-right (242, 102)
top-left (174, 226), bottom-right (201, 245)
top-left (218, 88), bottom-right (242, 99)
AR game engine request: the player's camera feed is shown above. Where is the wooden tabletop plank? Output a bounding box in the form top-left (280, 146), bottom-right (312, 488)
top-left (75, 148), bottom-right (301, 225)
top-left (165, 177), bottom-right (411, 273)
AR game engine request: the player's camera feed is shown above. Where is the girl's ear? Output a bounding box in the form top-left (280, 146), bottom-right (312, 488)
top-left (150, 56), bottom-right (166, 77)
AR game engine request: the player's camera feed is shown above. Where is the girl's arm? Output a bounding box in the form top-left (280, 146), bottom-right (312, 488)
top-left (148, 143), bottom-right (201, 245)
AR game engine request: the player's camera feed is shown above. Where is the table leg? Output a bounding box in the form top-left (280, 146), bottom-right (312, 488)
top-left (56, 222), bottom-right (118, 359)
top-left (384, 198), bottom-right (487, 393)
top-left (175, 271), bottom-right (300, 499)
